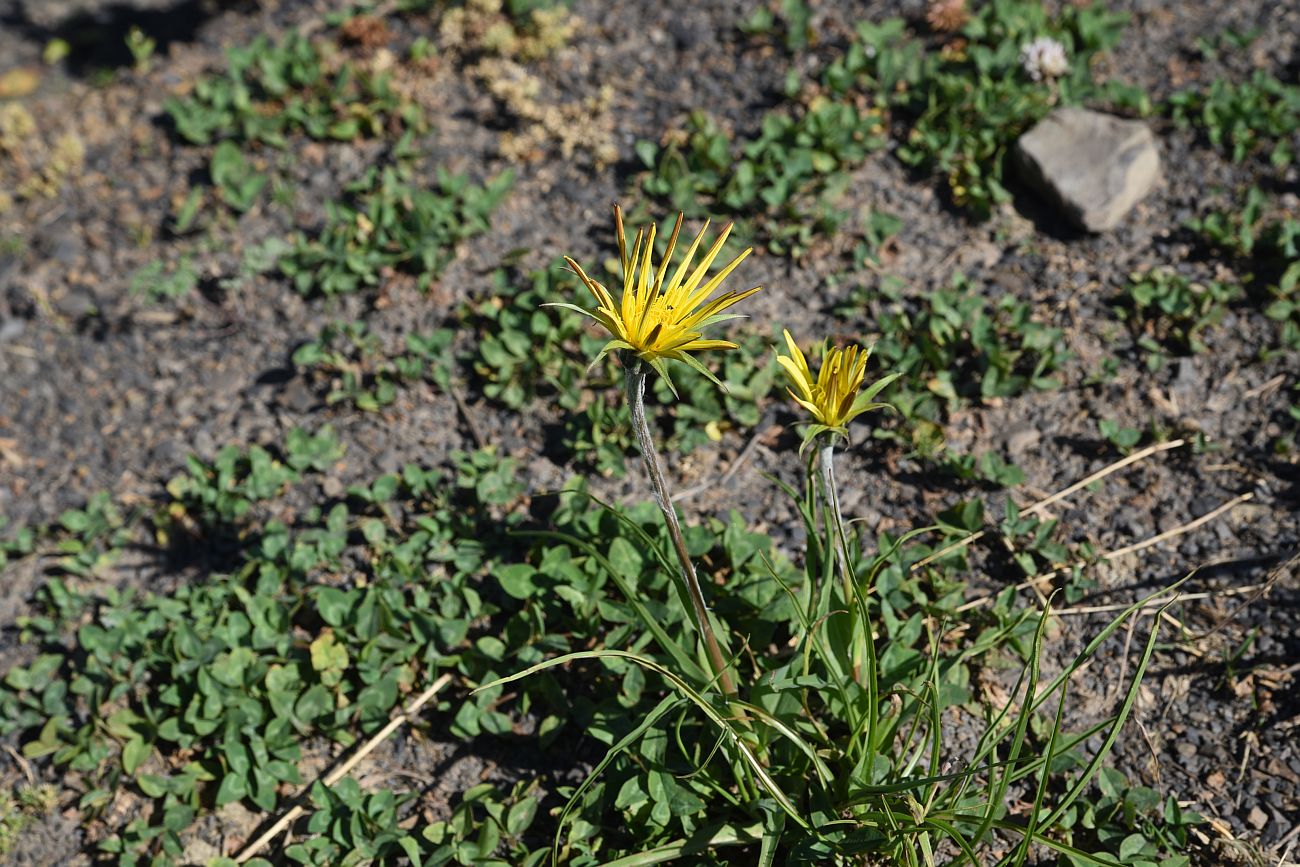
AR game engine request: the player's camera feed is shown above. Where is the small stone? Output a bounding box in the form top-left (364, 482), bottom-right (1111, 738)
top-left (181, 837), bottom-right (220, 864)
top-left (0, 318), bottom-right (23, 344)
top-left (1006, 425), bottom-right (1041, 458)
top-left (1015, 107), bottom-right (1160, 232)
top-left (1174, 357), bottom-right (1200, 392)
top-left (668, 13), bottom-right (709, 50)
top-left (54, 285), bottom-right (98, 318)
top-left (1247, 806), bottom-right (1269, 830)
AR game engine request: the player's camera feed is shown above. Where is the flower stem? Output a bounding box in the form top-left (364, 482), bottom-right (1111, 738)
top-left (818, 440), bottom-right (879, 760)
top-left (625, 362), bottom-right (738, 698)
top-left (818, 443), bottom-right (854, 609)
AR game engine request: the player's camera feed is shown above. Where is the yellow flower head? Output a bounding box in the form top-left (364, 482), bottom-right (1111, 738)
top-left (776, 329), bottom-right (897, 436)
top-left (554, 205), bottom-right (761, 389)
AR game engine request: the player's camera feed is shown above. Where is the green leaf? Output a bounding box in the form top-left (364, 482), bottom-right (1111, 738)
top-left (295, 684), bottom-right (333, 722)
top-left (495, 563), bottom-right (537, 600)
top-left (215, 772), bottom-right (248, 806)
top-left (122, 737), bottom-right (151, 775)
top-left (506, 796), bottom-right (538, 836)
top-left (210, 646), bottom-right (256, 687)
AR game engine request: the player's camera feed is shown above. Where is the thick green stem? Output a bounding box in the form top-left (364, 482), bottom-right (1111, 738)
top-left (625, 362), bottom-right (738, 698)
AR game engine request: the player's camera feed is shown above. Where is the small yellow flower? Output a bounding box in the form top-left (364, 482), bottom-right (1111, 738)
top-left (554, 205), bottom-right (761, 388)
top-left (776, 329), bottom-right (897, 436)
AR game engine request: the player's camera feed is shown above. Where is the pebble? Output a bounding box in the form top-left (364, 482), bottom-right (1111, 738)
top-left (1015, 107), bottom-right (1161, 232)
top-left (1006, 425), bottom-right (1041, 457)
top-left (1173, 357), bottom-right (1200, 393)
top-left (54, 285), bottom-right (98, 317)
top-left (0, 318), bottom-right (24, 343)
top-left (669, 13), bottom-right (710, 50)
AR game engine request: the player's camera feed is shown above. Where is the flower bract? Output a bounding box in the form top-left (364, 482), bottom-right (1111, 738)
top-left (552, 205), bottom-right (760, 390)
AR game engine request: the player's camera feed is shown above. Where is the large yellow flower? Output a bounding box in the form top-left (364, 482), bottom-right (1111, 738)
top-left (554, 205), bottom-right (761, 388)
top-left (776, 329), bottom-right (897, 436)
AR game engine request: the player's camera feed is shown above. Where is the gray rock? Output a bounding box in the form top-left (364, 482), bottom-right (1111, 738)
top-left (0, 318), bottom-right (23, 344)
top-left (53, 285), bottom-right (98, 318)
top-left (1015, 107), bottom-right (1160, 232)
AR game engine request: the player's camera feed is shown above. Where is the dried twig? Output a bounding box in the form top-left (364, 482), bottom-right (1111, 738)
top-left (234, 672), bottom-right (454, 863)
top-left (3, 744), bottom-right (34, 786)
top-left (449, 381), bottom-right (487, 450)
top-left (1047, 581), bottom-right (1279, 617)
top-left (913, 438), bottom-right (1186, 571)
top-left (957, 492), bottom-right (1254, 614)
top-left (1191, 547), bottom-right (1299, 641)
top-left (1103, 492), bottom-right (1252, 561)
top-left (1243, 373), bottom-right (1286, 400)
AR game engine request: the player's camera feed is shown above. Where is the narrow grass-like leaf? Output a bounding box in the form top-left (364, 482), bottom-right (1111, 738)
top-left (594, 822), bottom-right (763, 866)
top-left (511, 528), bottom-right (705, 683)
top-left (476, 649), bottom-right (813, 831)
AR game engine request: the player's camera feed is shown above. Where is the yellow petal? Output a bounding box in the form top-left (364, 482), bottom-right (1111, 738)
top-left (678, 246), bottom-right (751, 314)
top-left (614, 204), bottom-right (629, 274)
top-left (676, 222), bottom-right (734, 298)
top-left (654, 212), bottom-right (684, 293)
top-left (776, 355), bottom-right (815, 403)
top-left (781, 329), bottom-right (812, 384)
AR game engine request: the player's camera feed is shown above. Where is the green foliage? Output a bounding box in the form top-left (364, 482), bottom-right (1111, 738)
top-left (1186, 188), bottom-right (1300, 353)
top-left (561, 394), bottom-right (635, 478)
top-left (479, 454), bottom-right (1168, 864)
top-left (165, 32), bottom-right (421, 147)
top-left (280, 161), bottom-right (514, 296)
top-left (828, 2), bottom-right (1136, 216)
top-left (557, 333), bottom-right (779, 478)
top-left (293, 321), bottom-right (454, 411)
top-left (161, 441), bottom-right (303, 531)
top-left (1265, 263), bottom-right (1300, 352)
top-left (469, 259), bottom-right (600, 411)
top-left (871, 274), bottom-right (1066, 457)
top-left (739, 0), bottom-right (813, 51)
top-left (283, 779), bottom-right (421, 865)
top-left (218, 237), bottom-right (295, 293)
top-left (637, 102), bottom-right (887, 255)
top-left (210, 140), bottom-right (267, 212)
top-left (0, 517), bottom-right (35, 570)
top-left (652, 334), bottom-right (780, 453)
top-left (1185, 186), bottom-right (1273, 259)
top-left (1114, 268), bottom-right (1240, 362)
top-left (1055, 767), bottom-right (1204, 867)
top-left (129, 257), bottom-right (199, 302)
top-left (285, 774), bottom-right (536, 866)
top-left (1190, 27), bottom-right (1262, 62)
top-left (0, 435), bottom-right (529, 864)
top-left (941, 450), bottom-right (1027, 487)
top-left (999, 501), bottom-right (1098, 603)
top-left (0, 495), bottom-right (129, 579)
top-left (0, 404), bottom-right (1176, 867)
top-left (419, 781), bottom-right (546, 867)
top-left (52, 491), bottom-right (131, 577)
top-left (1169, 70), bottom-right (1300, 167)
top-left (1098, 419), bottom-right (1142, 453)
top-left (0, 784), bottom-right (59, 857)
top-left (125, 26), bottom-right (156, 73)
